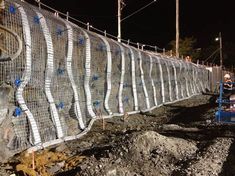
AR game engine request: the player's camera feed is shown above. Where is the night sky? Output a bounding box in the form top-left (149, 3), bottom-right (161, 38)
top-left (28, 0), bottom-right (234, 52)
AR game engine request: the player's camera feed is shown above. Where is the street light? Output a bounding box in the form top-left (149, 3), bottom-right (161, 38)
top-left (215, 32), bottom-right (223, 80)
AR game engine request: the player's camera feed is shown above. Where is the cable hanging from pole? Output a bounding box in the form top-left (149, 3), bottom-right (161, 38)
top-left (121, 0), bottom-right (126, 10)
top-left (29, 0), bottom-right (166, 53)
top-left (203, 48), bottom-right (220, 63)
top-left (121, 0), bottom-right (157, 22)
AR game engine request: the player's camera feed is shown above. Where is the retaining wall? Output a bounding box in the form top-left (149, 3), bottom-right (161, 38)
top-left (0, 0), bottom-right (210, 158)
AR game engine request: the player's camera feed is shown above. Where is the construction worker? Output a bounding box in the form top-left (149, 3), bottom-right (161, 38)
top-left (223, 73), bottom-right (235, 109)
top-left (223, 74), bottom-right (232, 93)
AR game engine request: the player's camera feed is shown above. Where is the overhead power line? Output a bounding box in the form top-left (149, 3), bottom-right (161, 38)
top-left (121, 0), bottom-right (157, 22)
top-left (30, 0), bottom-right (167, 52)
top-left (121, 0), bottom-right (126, 10)
top-left (204, 48), bottom-right (220, 62)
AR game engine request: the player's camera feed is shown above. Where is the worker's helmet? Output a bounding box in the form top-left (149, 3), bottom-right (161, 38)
top-left (224, 73), bottom-right (231, 79)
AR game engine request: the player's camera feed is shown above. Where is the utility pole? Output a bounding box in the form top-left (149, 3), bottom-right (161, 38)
top-left (215, 32), bottom-right (223, 79)
top-left (215, 32), bottom-right (223, 80)
top-left (219, 32), bottom-right (223, 81)
top-left (118, 0), bottom-right (156, 43)
top-left (219, 32), bottom-right (223, 69)
top-left (118, 0), bottom-right (121, 42)
top-left (176, 0), bottom-right (179, 58)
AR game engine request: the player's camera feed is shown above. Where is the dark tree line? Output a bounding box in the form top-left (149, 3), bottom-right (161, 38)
top-left (168, 37), bottom-right (235, 69)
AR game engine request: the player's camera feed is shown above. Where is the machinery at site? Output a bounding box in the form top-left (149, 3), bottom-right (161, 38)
top-left (215, 81), bottom-right (235, 123)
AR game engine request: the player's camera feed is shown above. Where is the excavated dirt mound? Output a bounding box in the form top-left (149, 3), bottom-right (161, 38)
top-left (129, 131), bottom-right (197, 160)
top-left (76, 131), bottom-right (198, 176)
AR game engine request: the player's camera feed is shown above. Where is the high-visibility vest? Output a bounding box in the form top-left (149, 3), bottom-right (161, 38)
top-left (224, 79), bottom-right (233, 89)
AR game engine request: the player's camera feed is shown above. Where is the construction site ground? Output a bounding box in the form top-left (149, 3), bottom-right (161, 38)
top-left (1, 94), bottom-right (235, 176)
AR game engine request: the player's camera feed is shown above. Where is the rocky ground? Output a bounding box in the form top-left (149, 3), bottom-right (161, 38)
top-left (2, 95), bottom-right (235, 176)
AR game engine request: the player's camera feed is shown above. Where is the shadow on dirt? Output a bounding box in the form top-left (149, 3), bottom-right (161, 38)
top-left (166, 102), bottom-right (216, 125)
top-left (56, 167), bottom-right (81, 176)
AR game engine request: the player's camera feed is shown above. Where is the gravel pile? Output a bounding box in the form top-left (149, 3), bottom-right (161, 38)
top-left (185, 137), bottom-right (233, 176)
top-left (77, 131), bottom-right (198, 176)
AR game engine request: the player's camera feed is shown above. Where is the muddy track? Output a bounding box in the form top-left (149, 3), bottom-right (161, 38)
top-left (161, 98), bottom-right (235, 176)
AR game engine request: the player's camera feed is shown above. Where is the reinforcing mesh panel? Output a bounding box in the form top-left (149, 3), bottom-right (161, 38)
top-left (0, 0), bottom-right (211, 153)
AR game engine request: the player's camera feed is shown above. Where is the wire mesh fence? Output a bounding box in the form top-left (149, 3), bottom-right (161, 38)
top-left (0, 0), bottom-right (212, 155)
